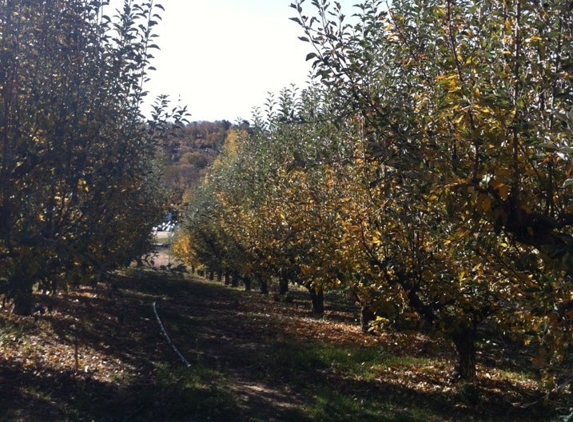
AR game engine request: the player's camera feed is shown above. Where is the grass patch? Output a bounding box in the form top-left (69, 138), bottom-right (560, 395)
top-left (254, 338), bottom-right (438, 384)
top-left (0, 318), bottom-right (25, 345)
top-left (303, 387), bottom-right (442, 422)
top-left (152, 235), bottom-right (172, 245)
top-left (148, 364), bottom-right (239, 421)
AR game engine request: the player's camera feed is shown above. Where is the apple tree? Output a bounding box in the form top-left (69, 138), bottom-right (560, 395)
top-left (0, 0), bottom-right (177, 314)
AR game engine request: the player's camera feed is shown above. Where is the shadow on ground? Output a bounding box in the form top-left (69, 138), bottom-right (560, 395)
top-left (0, 271), bottom-right (561, 422)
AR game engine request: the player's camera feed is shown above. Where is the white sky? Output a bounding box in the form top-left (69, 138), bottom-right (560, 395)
top-left (133, 0), bottom-right (358, 122)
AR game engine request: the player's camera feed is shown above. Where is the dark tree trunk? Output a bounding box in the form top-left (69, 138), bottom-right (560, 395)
top-left (224, 270), bottom-right (230, 285)
top-left (231, 271), bottom-right (239, 288)
top-left (217, 272), bottom-right (222, 282)
top-left (452, 327), bottom-right (477, 381)
top-left (9, 272), bottom-right (35, 316)
top-left (310, 288), bottom-right (324, 315)
top-left (360, 305), bottom-right (376, 334)
top-left (208, 271), bottom-right (214, 281)
top-left (243, 276), bottom-right (251, 291)
top-left (278, 276), bottom-right (289, 296)
top-left (259, 277), bottom-right (268, 295)
top-left (12, 289), bottom-right (33, 316)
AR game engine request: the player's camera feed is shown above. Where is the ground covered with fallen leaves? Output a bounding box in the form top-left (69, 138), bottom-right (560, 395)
top-left (0, 267), bottom-right (569, 421)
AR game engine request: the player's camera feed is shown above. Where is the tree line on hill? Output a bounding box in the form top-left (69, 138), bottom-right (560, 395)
top-left (158, 120), bottom-right (243, 209)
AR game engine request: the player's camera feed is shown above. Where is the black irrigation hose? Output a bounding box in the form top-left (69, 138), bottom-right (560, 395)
top-left (153, 301), bottom-right (191, 367)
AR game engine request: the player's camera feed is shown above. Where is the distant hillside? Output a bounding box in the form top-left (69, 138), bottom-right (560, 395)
top-left (159, 120), bottom-right (248, 206)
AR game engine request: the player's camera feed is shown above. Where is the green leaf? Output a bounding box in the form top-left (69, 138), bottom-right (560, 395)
top-left (306, 52), bottom-right (318, 61)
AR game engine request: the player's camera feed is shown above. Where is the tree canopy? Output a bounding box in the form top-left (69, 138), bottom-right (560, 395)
top-left (0, 0), bottom-right (183, 314)
top-left (176, 0), bottom-right (573, 385)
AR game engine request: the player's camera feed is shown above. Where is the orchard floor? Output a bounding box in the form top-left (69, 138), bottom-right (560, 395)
top-left (0, 266), bottom-right (568, 421)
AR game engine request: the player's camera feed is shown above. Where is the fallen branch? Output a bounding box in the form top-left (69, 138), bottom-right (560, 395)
top-left (153, 301), bottom-right (191, 367)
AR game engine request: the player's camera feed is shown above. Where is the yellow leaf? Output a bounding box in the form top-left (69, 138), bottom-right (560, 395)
top-left (497, 184), bottom-right (510, 200)
top-left (489, 179), bottom-right (510, 201)
top-left (505, 19), bottom-right (512, 31)
top-left (478, 195), bottom-right (491, 213)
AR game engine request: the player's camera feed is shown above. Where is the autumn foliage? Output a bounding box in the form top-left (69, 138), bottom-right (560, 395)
top-left (0, 0), bottom-right (185, 314)
top-left (176, 0), bottom-right (573, 386)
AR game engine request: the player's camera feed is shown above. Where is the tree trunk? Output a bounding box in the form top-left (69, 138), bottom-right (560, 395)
top-left (217, 272), bottom-right (222, 282)
top-left (360, 305), bottom-right (376, 334)
top-left (243, 276), bottom-right (251, 292)
top-left (231, 271), bottom-right (239, 288)
top-left (452, 327), bottom-right (477, 381)
top-left (208, 271), bottom-right (214, 281)
top-left (12, 288), bottom-right (33, 316)
top-left (224, 270), bottom-right (230, 286)
top-left (278, 275), bottom-right (289, 296)
top-left (310, 288), bottom-right (324, 315)
top-left (259, 277), bottom-right (268, 295)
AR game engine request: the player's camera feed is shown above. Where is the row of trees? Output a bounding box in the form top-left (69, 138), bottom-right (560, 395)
top-left (0, 0), bottom-right (184, 314)
top-left (176, 0), bottom-right (573, 383)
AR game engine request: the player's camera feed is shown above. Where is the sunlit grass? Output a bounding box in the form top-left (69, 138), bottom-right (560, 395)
top-left (153, 236), bottom-right (171, 245)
